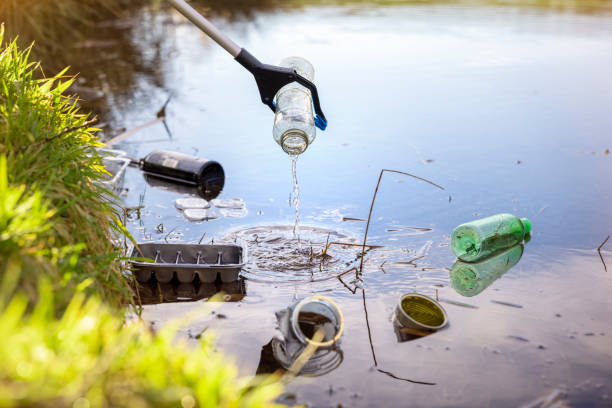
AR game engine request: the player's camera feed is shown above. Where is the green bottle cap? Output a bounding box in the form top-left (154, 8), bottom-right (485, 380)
top-left (521, 218), bottom-right (532, 234)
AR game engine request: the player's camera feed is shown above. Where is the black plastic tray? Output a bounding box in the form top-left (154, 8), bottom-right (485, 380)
top-left (129, 243), bottom-right (245, 283)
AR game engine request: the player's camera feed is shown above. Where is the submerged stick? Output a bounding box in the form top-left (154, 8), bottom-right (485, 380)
top-left (361, 287), bottom-right (436, 385)
top-left (393, 255), bottom-right (426, 266)
top-left (598, 235), bottom-right (609, 272)
top-left (359, 169), bottom-right (444, 273)
top-left (106, 96), bottom-right (172, 146)
top-left (376, 368), bottom-right (436, 386)
top-left (337, 267), bottom-right (359, 294)
top-left (362, 288), bottom-right (377, 366)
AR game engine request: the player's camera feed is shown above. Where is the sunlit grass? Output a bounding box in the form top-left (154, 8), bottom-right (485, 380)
top-left (0, 167), bottom-right (282, 406)
top-left (0, 282), bottom-right (282, 407)
top-left (0, 26), bottom-right (130, 308)
top-left (0, 29), bottom-right (284, 407)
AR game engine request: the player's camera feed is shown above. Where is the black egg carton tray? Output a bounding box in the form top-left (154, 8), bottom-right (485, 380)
top-left (129, 243), bottom-right (245, 283)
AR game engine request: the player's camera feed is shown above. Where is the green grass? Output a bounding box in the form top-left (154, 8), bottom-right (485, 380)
top-left (0, 27), bottom-right (131, 309)
top-left (0, 282), bottom-right (282, 407)
top-left (0, 29), bottom-right (284, 407)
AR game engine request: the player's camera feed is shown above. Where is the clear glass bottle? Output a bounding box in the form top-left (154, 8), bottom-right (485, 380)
top-left (272, 56), bottom-right (316, 155)
top-left (451, 213), bottom-right (532, 262)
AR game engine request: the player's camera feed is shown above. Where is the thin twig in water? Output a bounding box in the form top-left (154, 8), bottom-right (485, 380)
top-left (163, 226), bottom-right (178, 243)
top-left (362, 288), bottom-right (377, 366)
top-left (106, 96), bottom-right (172, 146)
top-left (338, 275), bottom-right (357, 294)
top-left (361, 287), bottom-right (436, 385)
top-left (376, 369), bottom-right (436, 386)
top-left (359, 169), bottom-right (444, 273)
top-left (337, 267), bottom-right (358, 279)
top-left (342, 217), bottom-right (366, 222)
top-left (336, 267), bottom-right (359, 293)
top-left (598, 235), bottom-right (609, 272)
top-left (393, 255), bottom-right (426, 266)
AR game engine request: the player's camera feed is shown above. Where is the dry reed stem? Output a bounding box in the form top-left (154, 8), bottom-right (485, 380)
top-left (393, 255), bottom-right (426, 266)
top-left (598, 235), bottom-right (609, 272)
top-left (106, 97), bottom-right (171, 146)
top-left (337, 267), bottom-right (359, 294)
top-left (361, 287), bottom-right (436, 385)
top-left (359, 169), bottom-right (444, 273)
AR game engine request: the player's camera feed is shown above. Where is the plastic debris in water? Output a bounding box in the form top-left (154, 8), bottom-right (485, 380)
top-left (264, 296), bottom-right (344, 377)
top-left (183, 207), bottom-right (219, 222)
top-left (174, 197), bottom-right (211, 210)
top-left (395, 293), bottom-right (448, 331)
top-left (450, 244), bottom-right (524, 297)
top-left (451, 213), bottom-right (532, 262)
top-left (211, 198), bottom-right (245, 209)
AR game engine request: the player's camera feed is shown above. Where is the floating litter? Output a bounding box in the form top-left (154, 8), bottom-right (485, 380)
top-left (183, 207), bottom-right (218, 222)
top-left (219, 207), bottom-right (248, 218)
top-left (211, 198), bottom-right (245, 209)
top-left (290, 296), bottom-right (344, 347)
top-left (129, 243), bottom-right (245, 283)
top-left (271, 296), bottom-right (344, 376)
top-left (175, 197), bottom-right (211, 210)
top-left (395, 293), bottom-right (448, 331)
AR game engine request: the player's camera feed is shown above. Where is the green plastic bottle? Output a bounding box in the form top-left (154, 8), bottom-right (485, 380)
top-left (449, 244), bottom-right (523, 297)
top-left (451, 213), bottom-right (531, 262)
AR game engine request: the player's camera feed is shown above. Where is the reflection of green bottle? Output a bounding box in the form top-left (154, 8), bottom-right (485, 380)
top-left (450, 244), bottom-right (523, 297)
top-left (451, 213), bottom-right (531, 262)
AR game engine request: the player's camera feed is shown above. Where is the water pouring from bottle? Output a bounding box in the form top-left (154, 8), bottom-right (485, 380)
top-left (273, 56), bottom-right (317, 156)
top-left (272, 57), bottom-right (317, 240)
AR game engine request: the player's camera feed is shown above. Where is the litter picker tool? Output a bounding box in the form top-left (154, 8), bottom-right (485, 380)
top-left (167, 0), bottom-right (328, 130)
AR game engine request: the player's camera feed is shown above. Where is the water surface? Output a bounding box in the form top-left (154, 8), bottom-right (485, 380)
top-left (82, 2), bottom-right (612, 406)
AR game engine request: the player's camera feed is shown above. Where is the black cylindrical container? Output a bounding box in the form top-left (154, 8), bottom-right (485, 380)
top-left (144, 174), bottom-right (222, 201)
top-left (140, 150), bottom-right (225, 199)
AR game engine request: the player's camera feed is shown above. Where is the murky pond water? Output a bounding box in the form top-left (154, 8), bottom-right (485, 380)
top-left (74, 1), bottom-right (612, 406)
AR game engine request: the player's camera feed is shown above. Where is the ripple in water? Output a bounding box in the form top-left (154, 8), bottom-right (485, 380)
top-left (224, 225), bottom-right (360, 283)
